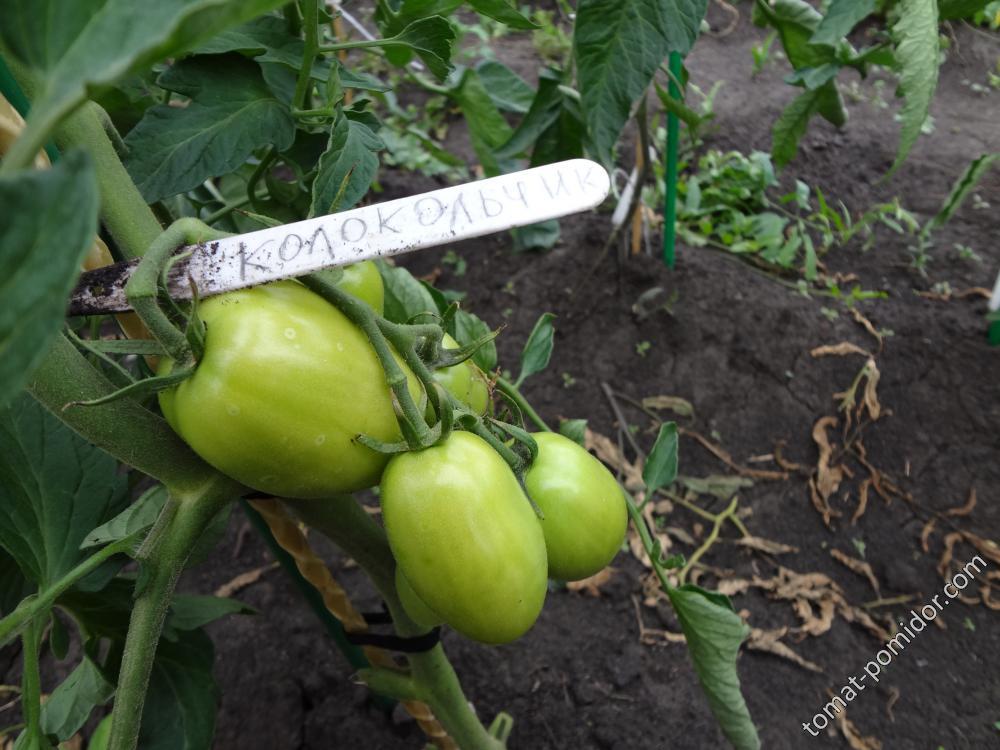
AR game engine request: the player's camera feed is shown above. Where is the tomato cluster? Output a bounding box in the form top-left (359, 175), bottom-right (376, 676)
top-left (159, 265), bottom-right (626, 644)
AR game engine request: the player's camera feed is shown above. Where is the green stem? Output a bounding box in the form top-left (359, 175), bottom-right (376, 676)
top-left (495, 377), bottom-right (551, 431)
top-left (246, 148), bottom-right (276, 215)
top-left (292, 0), bottom-right (320, 110)
top-left (203, 191), bottom-right (266, 225)
top-left (318, 38), bottom-right (411, 53)
top-left (108, 479), bottom-right (238, 750)
top-left (302, 275), bottom-right (432, 448)
top-left (284, 498), bottom-right (504, 750)
top-left (0, 535), bottom-right (139, 647)
top-left (20, 618), bottom-right (43, 747)
top-left (677, 496), bottom-right (738, 584)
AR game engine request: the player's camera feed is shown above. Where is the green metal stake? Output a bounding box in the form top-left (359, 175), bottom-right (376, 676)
top-left (663, 51), bottom-right (684, 270)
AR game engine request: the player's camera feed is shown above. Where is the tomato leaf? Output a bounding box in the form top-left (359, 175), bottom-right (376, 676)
top-left (378, 261), bottom-right (440, 324)
top-left (574, 0), bottom-right (708, 165)
top-left (0, 395), bottom-right (128, 589)
top-left (124, 54), bottom-right (295, 202)
top-left (558, 418), bottom-right (588, 446)
top-left (511, 220), bottom-right (561, 252)
top-left (495, 69), bottom-right (565, 159)
top-left (475, 60), bottom-right (535, 114)
top-left (924, 153), bottom-right (999, 236)
top-left (667, 584), bottom-right (760, 750)
top-left (164, 594), bottom-right (255, 637)
top-left (310, 114), bottom-right (384, 217)
top-left (643, 422), bottom-right (678, 493)
top-left (450, 68), bottom-right (514, 176)
top-left (81, 485), bottom-right (168, 549)
top-left (0, 0), bottom-right (289, 157)
top-left (393, 16), bottom-right (458, 80)
top-left (466, 0), bottom-right (538, 29)
top-left (0, 151), bottom-right (97, 408)
top-left (810, 0), bottom-right (875, 46)
top-left (751, 0), bottom-right (836, 70)
top-left (515, 313), bottom-right (556, 387)
top-left (771, 86), bottom-right (822, 167)
top-left (452, 309), bottom-right (498, 372)
top-left (888, 0), bottom-right (939, 174)
top-left (40, 654), bottom-right (115, 741)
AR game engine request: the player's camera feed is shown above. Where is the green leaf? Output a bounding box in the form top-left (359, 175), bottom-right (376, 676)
top-left (375, 0), bottom-right (464, 38)
top-left (558, 418), bottom-right (588, 446)
top-left (467, 0), bottom-right (538, 29)
top-left (889, 0), bottom-right (939, 174)
top-left (450, 68), bottom-right (514, 176)
top-left (784, 63), bottom-right (841, 90)
top-left (511, 220), bottom-right (561, 252)
top-left (815, 78), bottom-right (847, 127)
top-left (0, 0), bottom-right (289, 157)
top-left (938, 0), bottom-right (992, 19)
top-left (0, 150), bottom-right (97, 407)
top-left (495, 69), bottom-right (564, 159)
top-left (452, 309), bottom-right (498, 372)
top-left (40, 654), bottom-right (114, 740)
top-left (654, 81), bottom-right (706, 129)
top-left (575, 0), bottom-right (708, 164)
top-left (811, 0), bottom-right (875, 45)
top-left (124, 54), bottom-right (295, 202)
top-left (81, 485), bottom-right (168, 549)
top-left (924, 153), bottom-right (999, 234)
top-left (0, 395), bottom-right (128, 589)
top-left (139, 629), bottom-right (219, 750)
top-left (377, 261), bottom-right (440, 324)
top-left (667, 584), bottom-right (760, 750)
top-left (771, 87), bottom-right (821, 167)
top-left (393, 16), bottom-right (457, 80)
top-left (475, 61), bottom-right (535, 113)
top-left (309, 114), bottom-right (384, 216)
top-left (679, 474), bottom-right (754, 500)
top-left (165, 594), bottom-right (254, 636)
top-left (752, 0), bottom-right (837, 69)
top-left (515, 313), bottom-right (556, 387)
top-left (643, 422), bottom-right (678, 493)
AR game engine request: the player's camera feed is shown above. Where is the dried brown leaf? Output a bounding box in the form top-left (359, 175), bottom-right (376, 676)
top-left (214, 562), bottom-right (278, 598)
top-left (774, 440), bottom-right (808, 473)
top-left (937, 532), bottom-right (963, 579)
top-left (641, 395), bottom-right (694, 417)
top-left (812, 416), bottom-right (844, 502)
top-left (809, 477), bottom-right (841, 530)
top-left (861, 359), bottom-right (882, 422)
top-left (851, 478), bottom-right (871, 525)
top-left (944, 488), bottom-right (977, 517)
top-left (810, 342), bottom-right (871, 358)
top-left (831, 549), bottom-right (882, 597)
top-left (835, 710), bottom-right (883, 750)
top-left (586, 428), bottom-right (644, 490)
top-left (886, 686), bottom-right (899, 722)
top-left (679, 428), bottom-right (788, 480)
top-left (794, 598), bottom-right (837, 637)
top-left (960, 531), bottom-right (1000, 566)
top-left (980, 585), bottom-right (1000, 611)
top-left (746, 627), bottom-right (823, 672)
top-left (716, 578), bottom-right (751, 596)
top-left (849, 307), bottom-right (884, 353)
top-left (920, 517), bottom-right (937, 553)
top-left (736, 536), bottom-right (799, 555)
top-left (567, 568), bottom-right (616, 597)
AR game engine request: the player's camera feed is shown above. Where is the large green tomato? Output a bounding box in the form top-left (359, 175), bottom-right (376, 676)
top-left (380, 431), bottom-right (547, 644)
top-left (335, 260), bottom-right (384, 314)
top-left (524, 432), bottom-right (627, 581)
top-left (432, 334), bottom-right (490, 415)
top-left (395, 565), bottom-right (443, 630)
top-left (159, 280), bottom-right (421, 498)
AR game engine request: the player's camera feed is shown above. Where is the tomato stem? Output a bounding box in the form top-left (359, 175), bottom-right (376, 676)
top-left (19, 617), bottom-right (44, 746)
top-left (495, 377), bottom-right (552, 432)
top-left (108, 479), bottom-right (238, 750)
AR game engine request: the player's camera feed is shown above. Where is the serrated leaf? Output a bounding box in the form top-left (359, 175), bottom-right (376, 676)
top-left (575, 0), bottom-right (708, 165)
top-left (889, 0), bottom-right (939, 174)
top-left (475, 60), bottom-right (535, 113)
top-left (667, 584), bottom-right (760, 750)
top-left (124, 54), bottom-right (295, 202)
top-left (515, 313), bottom-right (556, 386)
top-left (452, 309), bottom-right (497, 372)
top-left (0, 150), bottom-right (97, 407)
top-left (496, 69), bottom-right (564, 159)
top-left (811, 0), bottom-right (875, 45)
top-left (925, 153), bottom-right (999, 234)
top-left (309, 114), bottom-right (384, 216)
top-left (752, 0), bottom-right (837, 69)
top-left (40, 655), bottom-right (114, 741)
top-left (393, 16), bottom-right (457, 80)
top-left (467, 0), bottom-right (538, 29)
top-left (643, 422), bottom-right (678, 493)
top-left (771, 80), bottom-right (845, 167)
top-left (0, 395), bottom-right (128, 588)
top-left (81, 485), bottom-right (168, 549)
top-left (0, 0), bottom-right (289, 158)
top-left (375, 0), bottom-right (463, 38)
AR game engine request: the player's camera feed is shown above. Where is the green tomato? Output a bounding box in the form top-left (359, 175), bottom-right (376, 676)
top-left (524, 432), bottom-right (627, 581)
top-left (159, 280), bottom-right (421, 498)
top-left (335, 260), bottom-right (384, 314)
top-left (432, 334), bottom-right (490, 415)
top-left (88, 715), bottom-right (112, 750)
top-left (395, 565), bottom-right (443, 629)
top-left (381, 431), bottom-right (547, 644)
